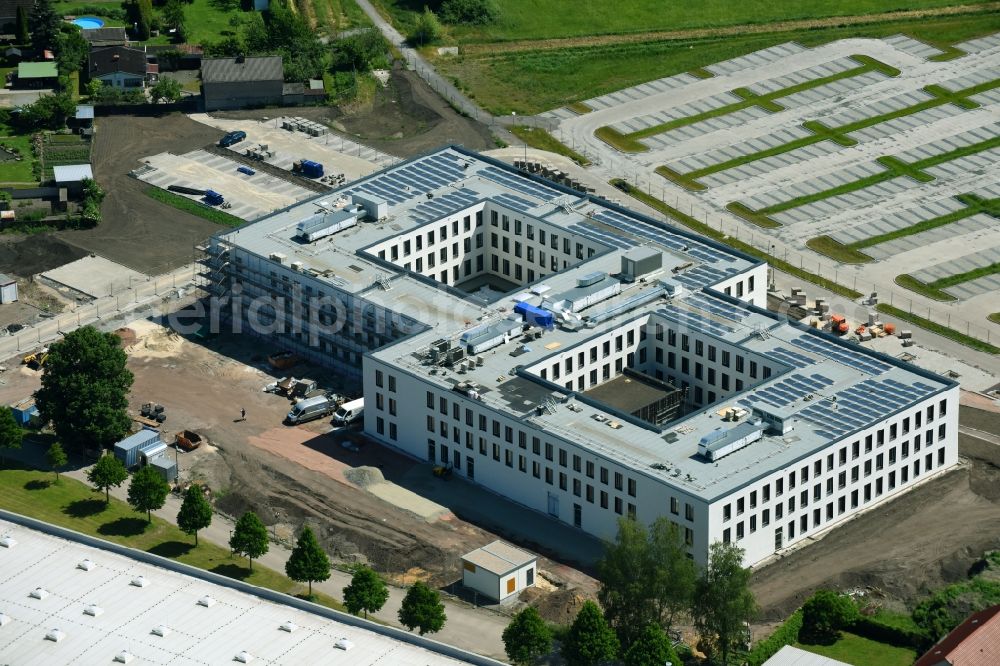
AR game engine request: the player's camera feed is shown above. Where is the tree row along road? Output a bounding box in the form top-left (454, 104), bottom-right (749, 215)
top-left (63, 466), bottom-right (510, 660)
top-left (459, 3), bottom-right (1000, 55)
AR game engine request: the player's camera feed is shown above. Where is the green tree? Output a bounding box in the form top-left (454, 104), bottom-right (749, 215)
top-left (127, 465), bottom-right (170, 523)
top-left (398, 581), bottom-right (446, 635)
top-left (149, 77), bottom-right (182, 104)
top-left (34, 326), bottom-right (133, 452)
top-left (46, 441), bottom-right (67, 482)
top-left (131, 0), bottom-right (153, 41)
top-left (86, 453), bottom-right (128, 505)
top-left (230, 510), bottom-right (269, 571)
top-left (623, 624), bottom-right (680, 666)
top-left (409, 6), bottom-right (442, 46)
top-left (30, 0), bottom-right (61, 51)
top-left (598, 518), bottom-right (696, 650)
top-left (16, 5), bottom-right (30, 45)
top-left (240, 11), bottom-right (268, 53)
top-left (799, 590), bottom-right (858, 645)
top-left (161, 0), bottom-right (187, 42)
top-left (331, 28), bottom-right (390, 72)
top-left (692, 542), bottom-right (757, 666)
top-left (176, 484), bottom-right (213, 545)
top-left (56, 26), bottom-right (89, 75)
top-left (343, 565), bottom-right (389, 619)
top-left (0, 406), bottom-right (24, 464)
top-left (561, 600), bottom-right (619, 666)
top-left (502, 606), bottom-right (552, 665)
top-left (285, 526), bottom-right (330, 596)
top-left (85, 79), bottom-right (104, 99)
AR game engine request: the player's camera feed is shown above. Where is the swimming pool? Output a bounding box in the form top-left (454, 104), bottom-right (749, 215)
top-left (72, 16), bottom-right (105, 29)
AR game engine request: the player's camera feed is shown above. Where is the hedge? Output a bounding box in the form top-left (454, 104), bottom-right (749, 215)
top-left (849, 615), bottom-right (930, 652)
top-left (746, 610), bottom-right (803, 666)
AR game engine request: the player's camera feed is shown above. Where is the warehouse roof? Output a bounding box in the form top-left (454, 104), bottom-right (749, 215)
top-left (52, 164), bottom-right (93, 183)
top-left (0, 517), bottom-right (493, 665)
top-left (463, 541), bottom-right (536, 576)
top-left (202, 56), bottom-right (283, 83)
top-left (17, 61), bottom-right (58, 79)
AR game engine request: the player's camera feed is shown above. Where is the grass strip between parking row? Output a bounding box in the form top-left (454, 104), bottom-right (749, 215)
top-left (876, 304), bottom-right (1000, 354)
top-left (566, 101), bottom-right (593, 114)
top-left (145, 187), bottom-right (245, 227)
top-left (894, 274), bottom-right (957, 302)
top-left (610, 179), bottom-right (863, 300)
top-left (0, 465), bottom-right (348, 612)
top-left (616, 55), bottom-right (898, 147)
top-left (807, 194), bottom-right (1000, 263)
top-left (662, 76), bottom-right (1000, 189)
top-left (989, 313), bottom-right (1000, 325)
top-left (896, 260), bottom-right (1000, 302)
top-left (509, 126), bottom-right (591, 166)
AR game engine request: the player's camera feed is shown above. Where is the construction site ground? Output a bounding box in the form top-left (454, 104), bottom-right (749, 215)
top-left (3, 316), bottom-right (1000, 644)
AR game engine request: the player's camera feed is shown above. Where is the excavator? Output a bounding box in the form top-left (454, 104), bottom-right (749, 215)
top-left (22, 348), bottom-right (48, 370)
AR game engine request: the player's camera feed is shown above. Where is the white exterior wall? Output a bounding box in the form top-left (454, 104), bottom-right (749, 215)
top-left (711, 263), bottom-right (768, 308)
top-left (97, 72), bottom-right (144, 88)
top-left (0, 281), bottom-right (17, 304)
top-left (363, 354), bottom-right (960, 568)
top-left (462, 561), bottom-right (537, 602)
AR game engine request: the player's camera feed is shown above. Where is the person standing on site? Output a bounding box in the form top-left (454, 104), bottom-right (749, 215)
top-left (240, 407), bottom-right (246, 421)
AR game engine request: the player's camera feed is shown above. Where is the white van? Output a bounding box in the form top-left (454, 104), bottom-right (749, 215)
top-left (285, 395), bottom-right (335, 425)
top-left (332, 398), bottom-right (364, 426)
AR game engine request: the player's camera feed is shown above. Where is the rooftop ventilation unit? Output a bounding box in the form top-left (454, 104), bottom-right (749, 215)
top-left (698, 420), bottom-right (766, 462)
top-left (294, 205), bottom-right (363, 242)
top-left (45, 628), bottom-right (66, 642)
top-left (0, 535), bottom-right (16, 548)
top-left (114, 650), bottom-right (135, 664)
top-left (83, 604), bottom-right (103, 617)
top-left (279, 620), bottom-right (297, 633)
top-left (0, 612), bottom-right (10, 627)
top-left (234, 650), bottom-right (253, 663)
top-left (621, 247), bottom-right (662, 282)
top-left (131, 576), bottom-right (149, 588)
top-left (334, 638), bottom-right (355, 651)
top-left (77, 559), bottom-right (95, 571)
top-left (151, 625), bottom-right (171, 637)
top-left (268, 252), bottom-right (286, 265)
top-left (197, 595), bottom-right (216, 608)
top-left (30, 587), bottom-right (49, 600)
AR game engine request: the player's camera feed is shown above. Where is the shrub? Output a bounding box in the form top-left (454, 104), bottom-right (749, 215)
top-left (746, 610), bottom-right (803, 666)
top-left (409, 7), bottom-right (442, 45)
top-left (849, 615), bottom-right (929, 651)
top-left (440, 0), bottom-right (500, 25)
top-left (799, 590), bottom-right (858, 645)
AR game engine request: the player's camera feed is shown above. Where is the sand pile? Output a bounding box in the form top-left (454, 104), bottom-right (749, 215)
top-left (344, 466), bottom-right (385, 488)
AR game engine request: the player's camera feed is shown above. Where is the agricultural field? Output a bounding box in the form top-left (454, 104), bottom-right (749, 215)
top-left (544, 30), bottom-right (1000, 335)
top-left (38, 133), bottom-right (92, 182)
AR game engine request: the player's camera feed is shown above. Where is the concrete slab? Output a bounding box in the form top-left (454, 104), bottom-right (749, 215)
top-left (40, 255), bottom-right (147, 298)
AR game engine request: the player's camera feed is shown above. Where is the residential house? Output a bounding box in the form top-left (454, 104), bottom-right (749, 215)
top-left (88, 46), bottom-right (152, 89)
top-left (81, 27), bottom-right (128, 48)
top-left (201, 55), bottom-right (283, 110)
top-left (915, 604), bottom-right (1000, 666)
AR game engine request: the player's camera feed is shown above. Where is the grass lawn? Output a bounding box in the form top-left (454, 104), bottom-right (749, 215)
top-left (0, 134), bottom-right (38, 184)
top-left (876, 303), bottom-right (999, 353)
top-left (509, 126), bottom-right (590, 165)
top-left (795, 632), bottom-right (918, 666)
top-left (989, 312), bottom-right (1000, 324)
top-left (145, 187), bottom-right (244, 227)
top-left (434, 11), bottom-right (1000, 114)
top-left (375, 0), bottom-right (993, 42)
top-left (0, 465), bottom-right (346, 612)
top-left (897, 261), bottom-right (1000, 300)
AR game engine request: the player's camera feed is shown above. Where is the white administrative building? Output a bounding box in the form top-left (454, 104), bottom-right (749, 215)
top-left (207, 146), bottom-right (959, 567)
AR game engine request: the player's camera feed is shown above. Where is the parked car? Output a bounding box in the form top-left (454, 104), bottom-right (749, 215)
top-left (218, 130), bottom-right (247, 147)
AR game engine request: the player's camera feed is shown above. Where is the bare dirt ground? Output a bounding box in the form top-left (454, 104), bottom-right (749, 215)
top-left (212, 66), bottom-right (495, 158)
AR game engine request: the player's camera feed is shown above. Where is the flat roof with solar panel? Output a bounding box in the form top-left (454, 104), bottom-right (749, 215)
top-left (208, 146), bottom-right (959, 567)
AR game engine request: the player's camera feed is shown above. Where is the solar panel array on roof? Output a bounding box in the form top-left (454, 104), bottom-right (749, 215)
top-left (798, 377), bottom-right (936, 438)
top-left (765, 347), bottom-right (816, 369)
top-left (492, 192), bottom-right (538, 213)
top-left (673, 264), bottom-right (739, 290)
top-left (590, 209), bottom-right (730, 264)
top-left (410, 188), bottom-right (480, 223)
top-left (480, 166), bottom-right (559, 201)
top-left (740, 372), bottom-right (834, 408)
top-left (791, 335), bottom-right (892, 375)
top-left (659, 305), bottom-right (734, 337)
top-left (567, 222), bottom-right (634, 250)
top-left (351, 154), bottom-right (466, 205)
top-left (687, 293), bottom-right (753, 322)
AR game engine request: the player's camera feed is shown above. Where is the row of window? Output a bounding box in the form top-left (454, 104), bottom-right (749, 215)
top-left (723, 447), bottom-right (947, 545)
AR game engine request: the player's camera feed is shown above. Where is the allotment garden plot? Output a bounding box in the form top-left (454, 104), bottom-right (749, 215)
top-left (551, 33), bottom-right (1000, 313)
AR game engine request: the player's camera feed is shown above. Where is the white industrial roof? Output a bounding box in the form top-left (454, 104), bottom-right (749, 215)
top-left (52, 164), bottom-right (94, 183)
top-left (462, 540), bottom-right (536, 576)
top-left (763, 646), bottom-right (851, 666)
top-left (0, 518), bottom-right (485, 665)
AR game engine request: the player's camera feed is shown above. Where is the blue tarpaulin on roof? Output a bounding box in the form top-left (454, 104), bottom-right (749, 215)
top-left (514, 302), bottom-right (554, 330)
